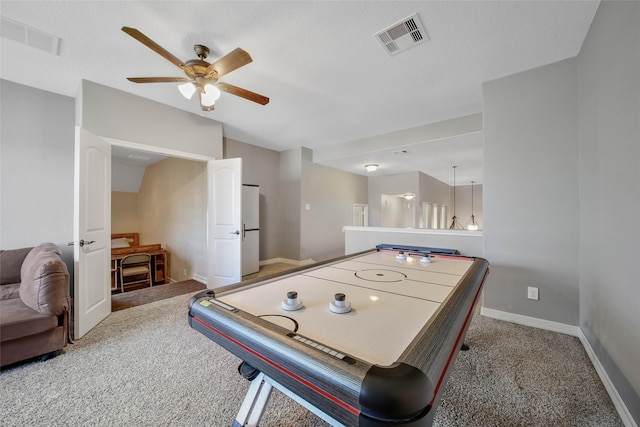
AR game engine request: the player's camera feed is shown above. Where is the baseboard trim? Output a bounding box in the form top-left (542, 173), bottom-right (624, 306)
top-left (480, 307), bottom-right (580, 336)
top-left (260, 257), bottom-right (316, 267)
top-left (192, 274), bottom-right (207, 285)
top-left (480, 307), bottom-right (636, 427)
top-left (578, 331), bottom-right (638, 427)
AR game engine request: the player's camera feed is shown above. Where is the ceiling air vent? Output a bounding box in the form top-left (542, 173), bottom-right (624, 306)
top-left (374, 13), bottom-right (429, 55)
top-left (0, 16), bottom-right (61, 56)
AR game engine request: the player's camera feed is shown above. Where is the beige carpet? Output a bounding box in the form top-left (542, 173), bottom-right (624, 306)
top-left (0, 291), bottom-right (623, 427)
top-left (242, 262), bottom-right (304, 281)
top-left (111, 279), bottom-right (206, 312)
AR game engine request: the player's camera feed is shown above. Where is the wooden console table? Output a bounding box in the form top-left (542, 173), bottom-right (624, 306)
top-left (111, 244), bottom-right (168, 291)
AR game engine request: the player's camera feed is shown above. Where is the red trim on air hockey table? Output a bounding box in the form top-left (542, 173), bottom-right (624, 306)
top-left (192, 315), bottom-right (361, 417)
top-left (429, 267), bottom-right (489, 405)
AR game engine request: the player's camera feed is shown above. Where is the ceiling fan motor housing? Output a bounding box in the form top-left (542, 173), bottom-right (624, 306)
top-left (193, 44), bottom-right (210, 59)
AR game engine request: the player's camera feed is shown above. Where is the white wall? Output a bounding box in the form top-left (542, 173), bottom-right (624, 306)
top-left (78, 80), bottom-right (223, 159)
top-left (344, 227), bottom-right (483, 258)
top-left (483, 58), bottom-right (580, 326)
top-left (112, 161), bottom-right (145, 193)
top-left (577, 0), bottom-right (640, 419)
top-left (0, 80), bottom-right (75, 268)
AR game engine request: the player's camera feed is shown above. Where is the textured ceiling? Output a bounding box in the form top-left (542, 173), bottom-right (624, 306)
top-left (0, 1), bottom-right (599, 185)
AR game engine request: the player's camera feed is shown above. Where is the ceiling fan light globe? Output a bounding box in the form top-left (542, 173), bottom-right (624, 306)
top-left (201, 84), bottom-right (221, 107)
top-left (178, 82), bottom-right (196, 99)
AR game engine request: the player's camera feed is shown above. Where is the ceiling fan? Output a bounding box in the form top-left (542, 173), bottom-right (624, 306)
top-left (121, 26), bottom-right (269, 111)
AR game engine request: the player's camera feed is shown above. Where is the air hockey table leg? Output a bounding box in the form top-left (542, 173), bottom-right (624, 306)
top-left (232, 372), bottom-right (273, 427)
top-left (232, 371), bottom-right (345, 427)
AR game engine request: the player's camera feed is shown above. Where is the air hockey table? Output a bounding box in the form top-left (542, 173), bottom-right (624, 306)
top-left (188, 244), bottom-right (489, 426)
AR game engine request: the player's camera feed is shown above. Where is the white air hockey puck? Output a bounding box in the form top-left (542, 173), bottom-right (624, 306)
top-left (282, 291), bottom-right (304, 311)
top-left (420, 255), bottom-right (432, 264)
top-left (396, 252), bottom-right (406, 260)
top-left (329, 293), bottom-right (351, 314)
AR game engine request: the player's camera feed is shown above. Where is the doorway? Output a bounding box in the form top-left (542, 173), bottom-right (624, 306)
top-left (110, 146), bottom-right (209, 306)
top-left (74, 132), bottom-right (224, 338)
top-left (353, 203), bottom-right (369, 226)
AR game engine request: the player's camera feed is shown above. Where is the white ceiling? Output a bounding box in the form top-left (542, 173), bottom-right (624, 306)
top-left (0, 1), bottom-right (599, 185)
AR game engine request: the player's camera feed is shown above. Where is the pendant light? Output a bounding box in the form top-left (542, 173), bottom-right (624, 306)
top-left (466, 181), bottom-right (479, 231)
top-left (449, 166), bottom-right (463, 229)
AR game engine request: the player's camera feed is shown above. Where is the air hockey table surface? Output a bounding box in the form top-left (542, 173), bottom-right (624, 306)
top-left (189, 245), bottom-right (489, 426)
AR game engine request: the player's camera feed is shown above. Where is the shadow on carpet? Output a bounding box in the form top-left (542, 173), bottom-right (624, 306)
top-left (111, 280), bottom-right (206, 311)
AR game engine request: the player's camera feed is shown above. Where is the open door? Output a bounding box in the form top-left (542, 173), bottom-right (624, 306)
top-left (73, 127), bottom-right (111, 338)
top-left (207, 158), bottom-right (242, 288)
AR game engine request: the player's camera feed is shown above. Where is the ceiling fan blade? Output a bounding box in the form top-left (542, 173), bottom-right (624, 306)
top-left (206, 48), bottom-right (252, 78)
top-left (127, 77), bottom-right (191, 83)
top-left (217, 82), bottom-right (269, 105)
top-left (122, 27), bottom-right (186, 70)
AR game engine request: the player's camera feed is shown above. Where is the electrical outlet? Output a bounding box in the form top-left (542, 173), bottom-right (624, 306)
top-left (527, 286), bottom-right (539, 301)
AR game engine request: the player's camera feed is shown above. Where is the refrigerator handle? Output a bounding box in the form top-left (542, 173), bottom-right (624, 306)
top-left (243, 223), bottom-right (246, 240)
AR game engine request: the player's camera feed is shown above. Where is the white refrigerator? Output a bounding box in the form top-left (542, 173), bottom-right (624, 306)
top-left (242, 184), bottom-right (260, 276)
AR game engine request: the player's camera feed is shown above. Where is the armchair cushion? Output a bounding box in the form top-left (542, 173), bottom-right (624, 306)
top-left (0, 283), bottom-right (21, 301)
top-left (19, 243), bottom-right (70, 316)
top-left (0, 298), bottom-right (59, 341)
top-left (0, 247), bottom-right (32, 285)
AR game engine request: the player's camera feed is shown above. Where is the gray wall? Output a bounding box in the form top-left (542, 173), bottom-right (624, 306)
top-left (369, 171), bottom-right (475, 230)
top-left (278, 147), bottom-right (368, 262)
top-left (314, 113), bottom-right (482, 162)
top-left (1, 79), bottom-right (224, 283)
top-left (577, 1), bottom-right (640, 419)
top-left (137, 158), bottom-right (208, 282)
top-left (483, 58), bottom-right (580, 326)
top-left (484, 1), bottom-right (640, 420)
top-left (278, 147), bottom-right (304, 260)
top-left (444, 183), bottom-right (483, 231)
top-left (301, 159), bottom-right (368, 261)
top-left (0, 80), bottom-right (75, 268)
top-left (224, 137), bottom-right (282, 261)
top-left (368, 172), bottom-right (420, 227)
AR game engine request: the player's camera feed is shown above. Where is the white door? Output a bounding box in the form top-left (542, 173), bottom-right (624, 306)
top-left (207, 158), bottom-right (242, 288)
top-left (353, 203), bottom-right (368, 226)
top-left (73, 127), bottom-right (111, 338)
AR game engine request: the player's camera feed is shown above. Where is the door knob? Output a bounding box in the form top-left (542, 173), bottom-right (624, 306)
top-left (230, 230), bottom-right (240, 235)
top-left (79, 239), bottom-right (95, 247)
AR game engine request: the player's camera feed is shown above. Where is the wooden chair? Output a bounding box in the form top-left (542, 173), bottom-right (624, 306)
top-left (119, 253), bottom-right (152, 293)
